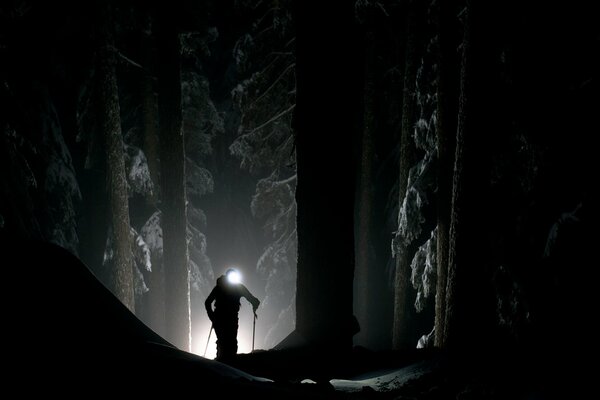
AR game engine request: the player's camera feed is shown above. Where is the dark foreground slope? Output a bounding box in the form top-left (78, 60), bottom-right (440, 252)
top-left (0, 240), bottom-right (332, 398)
top-left (1, 239), bottom-right (589, 399)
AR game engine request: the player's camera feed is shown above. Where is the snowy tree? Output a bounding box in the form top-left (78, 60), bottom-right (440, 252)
top-left (229, 0), bottom-right (297, 349)
top-left (36, 91), bottom-right (82, 254)
top-left (392, 0), bottom-right (441, 349)
top-left (229, 3), bottom-right (295, 174)
top-left (0, 85), bottom-right (81, 253)
top-left (251, 171), bottom-right (297, 348)
top-left (411, 228), bottom-right (437, 314)
top-left (124, 144), bottom-right (154, 198)
top-left (391, 0), bottom-right (420, 350)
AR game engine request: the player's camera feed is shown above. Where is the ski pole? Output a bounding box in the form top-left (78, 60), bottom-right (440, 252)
top-left (203, 324), bottom-right (213, 357)
top-left (252, 311), bottom-right (257, 352)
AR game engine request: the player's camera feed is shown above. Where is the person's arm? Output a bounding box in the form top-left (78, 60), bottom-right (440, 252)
top-left (205, 287), bottom-right (216, 321)
top-left (240, 284), bottom-right (260, 314)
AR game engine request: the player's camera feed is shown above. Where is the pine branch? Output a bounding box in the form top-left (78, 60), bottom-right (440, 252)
top-left (247, 63), bottom-right (295, 110)
top-left (244, 104), bottom-right (296, 137)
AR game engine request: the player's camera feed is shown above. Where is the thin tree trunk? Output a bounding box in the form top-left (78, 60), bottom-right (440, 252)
top-left (96, 4), bottom-right (135, 312)
top-left (434, 0), bottom-right (458, 348)
top-left (157, 11), bottom-right (191, 351)
top-left (392, 3), bottom-right (419, 350)
top-left (354, 29), bottom-right (377, 347)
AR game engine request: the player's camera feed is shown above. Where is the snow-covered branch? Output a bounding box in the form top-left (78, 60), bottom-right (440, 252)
top-left (247, 63), bottom-right (295, 110)
top-left (244, 104), bottom-right (295, 136)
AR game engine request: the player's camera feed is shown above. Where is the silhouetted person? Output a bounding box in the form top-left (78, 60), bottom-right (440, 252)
top-left (205, 268), bottom-right (260, 361)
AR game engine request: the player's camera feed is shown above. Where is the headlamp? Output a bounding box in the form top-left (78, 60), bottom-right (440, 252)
top-left (226, 268), bottom-right (241, 284)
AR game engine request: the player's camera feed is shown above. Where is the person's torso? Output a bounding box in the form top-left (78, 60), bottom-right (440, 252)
top-left (214, 284), bottom-right (243, 315)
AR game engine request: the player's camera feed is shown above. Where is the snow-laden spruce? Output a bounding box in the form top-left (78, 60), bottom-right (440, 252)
top-left (186, 158), bottom-right (214, 198)
top-left (411, 227), bottom-right (437, 313)
top-left (252, 172), bottom-right (297, 348)
top-left (42, 96), bottom-right (82, 254)
top-left (182, 70), bottom-right (223, 161)
top-left (392, 153), bottom-right (437, 255)
top-left (139, 209), bottom-right (214, 300)
top-left (124, 144), bottom-right (154, 197)
top-left (392, 34), bottom-right (438, 256)
top-left (187, 219), bottom-right (214, 297)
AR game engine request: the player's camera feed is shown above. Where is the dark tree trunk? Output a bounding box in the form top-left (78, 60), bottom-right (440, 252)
top-left (138, 11), bottom-right (165, 336)
top-left (392, 3), bottom-right (419, 350)
top-left (443, 0), bottom-right (495, 349)
top-left (294, 0), bottom-right (359, 351)
top-left (157, 10), bottom-right (191, 351)
top-left (140, 19), bottom-right (160, 207)
top-left (96, 5), bottom-right (135, 312)
top-left (434, 0), bottom-right (459, 348)
top-left (354, 29), bottom-right (377, 348)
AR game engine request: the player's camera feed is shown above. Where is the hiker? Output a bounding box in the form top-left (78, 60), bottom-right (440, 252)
top-left (205, 268), bottom-right (260, 360)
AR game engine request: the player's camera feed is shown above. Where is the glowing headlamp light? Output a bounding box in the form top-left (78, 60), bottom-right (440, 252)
top-left (226, 269), bottom-right (241, 284)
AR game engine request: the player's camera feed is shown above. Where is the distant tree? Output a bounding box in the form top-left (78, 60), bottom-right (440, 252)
top-left (156, 6), bottom-right (191, 350)
top-left (139, 10), bottom-right (161, 207)
top-left (433, 0), bottom-right (459, 348)
top-left (392, 1), bottom-right (419, 350)
top-left (95, 3), bottom-right (135, 312)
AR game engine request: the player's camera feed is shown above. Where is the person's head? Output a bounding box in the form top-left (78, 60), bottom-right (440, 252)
top-left (224, 268), bottom-right (242, 284)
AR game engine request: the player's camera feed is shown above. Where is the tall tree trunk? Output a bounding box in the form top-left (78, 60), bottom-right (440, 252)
top-left (354, 29), bottom-right (377, 348)
top-left (157, 11), bottom-right (191, 351)
top-left (96, 4), bottom-right (135, 312)
top-left (434, 0), bottom-right (459, 348)
top-left (139, 11), bottom-right (166, 337)
top-left (140, 19), bottom-right (161, 207)
top-left (443, 0), bottom-right (495, 349)
top-left (294, 0), bottom-right (359, 351)
top-left (392, 3), bottom-right (419, 350)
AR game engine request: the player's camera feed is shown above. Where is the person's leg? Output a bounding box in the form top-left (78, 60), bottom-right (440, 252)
top-left (213, 320), bottom-right (225, 360)
top-left (219, 315), bottom-right (239, 360)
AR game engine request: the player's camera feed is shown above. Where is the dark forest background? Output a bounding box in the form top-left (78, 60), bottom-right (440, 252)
top-left (1, 0), bottom-right (598, 388)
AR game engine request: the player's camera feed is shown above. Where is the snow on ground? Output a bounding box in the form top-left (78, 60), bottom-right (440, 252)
top-left (194, 356), bottom-right (273, 383)
top-left (329, 360), bottom-right (435, 393)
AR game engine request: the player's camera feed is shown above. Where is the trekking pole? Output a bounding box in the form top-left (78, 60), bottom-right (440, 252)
top-left (203, 324), bottom-right (213, 357)
top-left (252, 311), bottom-right (257, 352)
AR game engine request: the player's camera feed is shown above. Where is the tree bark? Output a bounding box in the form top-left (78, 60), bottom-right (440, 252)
top-left (443, 0), bottom-right (495, 349)
top-left (354, 29), bottom-right (377, 348)
top-left (138, 10), bottom-right (166, 337)
top-left (157, 11), bottom-right (191, 351)
top-left (140, 19), bottom-right (160, 206)
top-left (96, 4), bottom-right (135, 312)
top-left (434, 0), bottom-right (459, 348)
top-left (392, 2), bottom-right (419, 350)
top-left (294, 0), bottom-right (359, 352)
